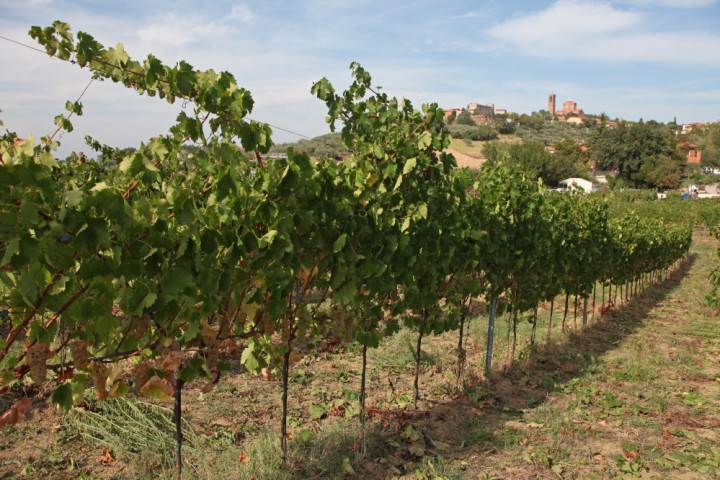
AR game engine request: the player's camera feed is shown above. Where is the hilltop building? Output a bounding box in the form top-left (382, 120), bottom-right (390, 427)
top-left (547, 93), bottom-right (586, 121)
top-left (679, 141), bottom-right (702, 165)
top-left (556, 99), bottom-right (585, 117)
top-left (443, 102), bottom-right (496, 125)
top-left (682, 122), bottom-right (705, 134)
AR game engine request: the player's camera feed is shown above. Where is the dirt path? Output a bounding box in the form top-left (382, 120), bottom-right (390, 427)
top-left (453, 237), bottom-right (720, 479)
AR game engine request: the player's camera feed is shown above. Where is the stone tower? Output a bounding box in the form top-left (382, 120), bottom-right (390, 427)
top-left (548, 93), bottom-right (556, 116)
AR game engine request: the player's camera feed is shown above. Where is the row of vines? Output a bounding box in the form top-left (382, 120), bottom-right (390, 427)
top-left (0, 22), bottom-right (707, 476)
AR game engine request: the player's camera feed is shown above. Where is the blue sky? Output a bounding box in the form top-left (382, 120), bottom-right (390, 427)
top-left (1, 0), bottom-right (719, 154)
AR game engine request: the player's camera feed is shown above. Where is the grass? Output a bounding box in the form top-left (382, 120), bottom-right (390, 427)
top-left (1, 237), bottom-right (718, 479)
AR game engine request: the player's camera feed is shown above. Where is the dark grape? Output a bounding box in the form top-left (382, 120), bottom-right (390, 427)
top-left (59, 233), bottom-right (73, 243)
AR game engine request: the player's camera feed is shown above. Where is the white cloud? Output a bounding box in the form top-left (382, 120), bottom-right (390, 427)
top-left (137, 14), bottom-right (230, 46)
top-left (228, 3), bottom-right (254, 23)
top-left (488, 0), bottom-right (720, 66)
top-left (620, 0), bottom-right (718, 7)
top-left (491, 0), bottom-right (639, 39)
top-left (0, 0), bottom-right (53, 7)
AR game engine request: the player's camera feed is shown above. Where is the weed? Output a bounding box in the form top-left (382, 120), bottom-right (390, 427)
top-left (413, 455), bottom-right (468, 479)
top-left (66, 395), bottom-right (201, 476)
top-left (369, 327), bottom-right (439, 372)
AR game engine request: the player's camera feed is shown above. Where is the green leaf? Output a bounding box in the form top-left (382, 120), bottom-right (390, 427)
top-left (135, 292), bottom-right (157, 315)
top-left (49, 275), bottom-right (69, 296)
top-left (400, 217), bottom-right (411, 232)
top-left (51, 382), bottom-right (74, 411)
top-left (417, 130), bottom-right (432, 149)
top-left (259, 230), bottom-right (278, 248)
top-left (341, 457), bottom-right (356, 476)
top-left (308, 404), bottom-right (327, 420)
top-left (71, 372), bottom-right (89, 405)
top-left (417, 203), bottom-right (428, 220)
top-left (1, 238), bottom-right (20, 265)
top-left (333, 233), bottom-right (347, 253)
top-left (162, 265), bottom-right (193, 297)
top-left (241, 345), bottom-right (259, 373)
top-left (64, 190), bottom-right (84, 207)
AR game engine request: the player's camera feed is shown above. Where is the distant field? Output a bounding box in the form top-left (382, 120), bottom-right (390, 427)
top-left (448, 135), bottom-right (522, 169)
top-left (449, 135), bottom-right (522, 157)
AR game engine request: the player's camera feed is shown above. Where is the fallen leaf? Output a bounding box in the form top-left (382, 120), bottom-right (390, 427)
top-left (97, 448), bottom-right (114, 464)
top-left (432, 440), bottom-right (452, 451)
top-left (261, 368), bottom-right (272, 381)
top-left (408, 444), bottom-right (425, 457)
top-left (625, 450), bottom-right (639, 459)
top-left (0, 397), bottom-right (31, 428)
top-left (519, 437), bottom-right (529, 446)
top-left (211, 418), bottom-right (234, 428)
top-left (239, 451), bottom-right (250, 463)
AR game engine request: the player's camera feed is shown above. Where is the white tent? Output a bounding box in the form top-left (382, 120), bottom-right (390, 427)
top-left (558, 177), bottom-right (595, 193)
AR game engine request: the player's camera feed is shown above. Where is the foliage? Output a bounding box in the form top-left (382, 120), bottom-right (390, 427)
top-left (446, 124), bottom-right (497, 141)
top-left (687, 122), bottom-right (720, 167)
top-left (589, 121), bottom-right (684, 188)
top-left (268, 132), bottom-right (351, 160)
top-left (455, 109), bottom-right (475, 126)
top-left (483, 140), bottom-right (590, 187)
top-left (516, 118), bottom-right (589, 146)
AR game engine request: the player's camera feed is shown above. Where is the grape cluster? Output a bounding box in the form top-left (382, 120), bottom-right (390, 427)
top-left (91, 362), bottom-right (108, 400)
top-left (201, 322), bottom-right (220, 371)
top-left (26, 343), bottom-right (52, 384)
top-left (69, 339), bottom-right (90, 370)
top-left (135, 314), bottom-right (151, 338)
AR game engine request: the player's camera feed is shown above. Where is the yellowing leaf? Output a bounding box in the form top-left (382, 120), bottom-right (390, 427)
top-left (403, 157), bottom-right (417, 175)
top-left (140, 375), bottom-right (174, 400)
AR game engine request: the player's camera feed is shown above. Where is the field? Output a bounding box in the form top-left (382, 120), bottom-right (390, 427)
top-left (1, 235), bottom-right (718, 479)
top-left (447, 136), bottom-right (523, 169)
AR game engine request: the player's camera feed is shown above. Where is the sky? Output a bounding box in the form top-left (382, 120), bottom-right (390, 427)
top-left (1, 0), bottom-right (719, 155)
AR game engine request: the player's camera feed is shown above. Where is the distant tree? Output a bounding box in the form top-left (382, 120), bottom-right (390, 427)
top-left (482, 141), bottom-right (503, 164)
top-left (588, 121), bottom-right (683, 188)
top-left (493, 114), bottom-right (516, 134)
top-left (473, 125), bottom-right (498, 141)
top-left (554, 137), bottom-right (589, 170)
top-left (483, 140), bottom-right (589, 187)
top-left (268, 132), bottom-right (351, 159)
top-left (456, 109), bottom-right (475, 126)
top-left (447, 110), bottom-right (457, 124)
top-left (690, 121), bottom-right (720, 168)
top-left (640, 154), bottom-right (682, 189)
